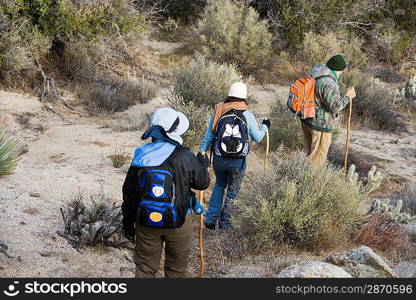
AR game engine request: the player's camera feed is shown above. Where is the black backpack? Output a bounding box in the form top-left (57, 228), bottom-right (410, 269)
top-left (213, 110), bottom-right (249, 159)
top-left (136, 156), bottom-right (187, 228)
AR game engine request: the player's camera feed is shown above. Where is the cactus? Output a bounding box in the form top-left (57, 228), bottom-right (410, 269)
top-left (365, 166), bottom-right (382, 195)
top-left (347, 164), bottom-right (359, 185)
top-left (347, 164), bottom-right (382, 195)
top-left (373, 198), bottom-right (416, 224)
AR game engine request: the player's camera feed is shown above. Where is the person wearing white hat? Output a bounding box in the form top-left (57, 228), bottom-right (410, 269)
top-left (122, 107), bottom-right (210, 278)
top-left (198, 82), bottom-right (271, 230)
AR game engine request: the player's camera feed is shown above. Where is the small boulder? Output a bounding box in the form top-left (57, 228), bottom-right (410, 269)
top-left (276, 261), bottom-right (352, 278)
top-left (323, 246), bottom-right (397, 278)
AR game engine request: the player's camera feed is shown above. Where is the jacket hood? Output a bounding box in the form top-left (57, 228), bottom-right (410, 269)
top-left (310, 64), bottom-right (337, 81)
top-left (131, 141), bottom-right (176, 167)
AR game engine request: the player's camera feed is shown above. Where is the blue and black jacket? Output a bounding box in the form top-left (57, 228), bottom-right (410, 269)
top-left (122, 127), bottom-right (210, 234)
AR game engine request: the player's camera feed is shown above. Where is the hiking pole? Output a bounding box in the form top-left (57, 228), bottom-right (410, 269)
top-left (198, 190), bottom-right (205, 278)
top-left (344, 99), bottom-right (353, 172)
top-left (264, 129), bottom-right (270, 171)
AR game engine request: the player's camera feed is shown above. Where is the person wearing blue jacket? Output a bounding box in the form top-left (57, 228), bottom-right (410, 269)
top-left (198, 82), bottom-right (270, 230)
top-left (122, 107), bottom-right (210, 278)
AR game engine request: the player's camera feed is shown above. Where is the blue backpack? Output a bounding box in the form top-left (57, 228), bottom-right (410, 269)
top-left (137, 165), bottom-right (186, 228)
top-left (213, 110), bottom-right (249, 159)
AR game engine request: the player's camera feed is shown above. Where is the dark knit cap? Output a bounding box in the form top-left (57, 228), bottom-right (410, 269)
top-left (326, 54), bottom-right (346, 71)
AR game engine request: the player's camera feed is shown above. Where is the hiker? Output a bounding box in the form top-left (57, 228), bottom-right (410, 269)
top-left (122, 107), bottom-right (210, 278)
top-left (300, 54), bottom-right (356, 166)
top-left (198, 82), bottom-right (270, 230)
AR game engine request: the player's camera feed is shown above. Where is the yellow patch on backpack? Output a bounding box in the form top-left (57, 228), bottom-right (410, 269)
top-left (149, 212), bottom-right (163, 222)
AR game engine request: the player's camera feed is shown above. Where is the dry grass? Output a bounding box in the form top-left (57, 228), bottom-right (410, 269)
top-left (353, 215), bottom-right (411, 252)
top-left (109, 153), bottom-right (130, 168)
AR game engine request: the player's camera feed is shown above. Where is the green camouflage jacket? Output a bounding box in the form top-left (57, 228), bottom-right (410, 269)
top-left (301, 64), bottom-right (350, 132)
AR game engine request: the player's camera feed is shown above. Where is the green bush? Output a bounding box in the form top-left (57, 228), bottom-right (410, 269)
top-left (5, 0), bottom-right (147, 41)
top-left (0, 128), bottom-right (18, 176)
top-left (195, 0), bottom-right (273, 73)
top-left (269, 99), bottom-right (303, 151)
top-left (0, 12), bottom-right (50, 85)
top-left (235, 152), bottom-right (367, 250)
top-left (170, 54), bottom-right (243, 108)
top-left (300, 32), bottom-right (367, 71)
top-left (340, 70), bottom-right (406, 132)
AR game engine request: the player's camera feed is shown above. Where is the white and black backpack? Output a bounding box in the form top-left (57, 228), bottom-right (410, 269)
top-left (213, 110), bottom-right (249, 159)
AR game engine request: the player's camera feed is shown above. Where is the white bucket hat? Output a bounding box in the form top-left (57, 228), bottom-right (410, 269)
top-left (147, 107), bottom-right (189, 145)
top-left (228, 82), bottom-right (247, 99)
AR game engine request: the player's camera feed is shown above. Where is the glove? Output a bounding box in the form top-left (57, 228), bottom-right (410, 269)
top-left (197, 152), bottom-right (209, 168)
top-left (189, 193), bottom-right (204, 215)
top-left (262, 118), bottom-right (271, 128)
top-left (123, 225), bottom-right (135, 243)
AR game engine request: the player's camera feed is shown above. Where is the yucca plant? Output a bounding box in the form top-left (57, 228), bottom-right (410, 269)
top-left (0, 128), bottom-right (18, 176)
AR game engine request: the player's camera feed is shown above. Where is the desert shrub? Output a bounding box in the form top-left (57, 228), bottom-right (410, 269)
top-left (80, 77), bottom-right (156, 113)
top-left (339, 70), bottom-right (406, 132)
top-left (6, 0), bottom-right (147, 41)
top-left (373, 24), bottom-right (415, 65)
top-left (236, 152), bottom-right (367, 250)
top-left (300, 32), bottom-right (367, 71)
top-left (353, 215), bottom-right (410, 252)
top-left (0, 12), bottom-right (50, 87)
top-left (106, 113), bottom-right (151, 132)
top-left (170, 54), bottom-right (243, 108)
top-left (135, 0), bottom-right (205, 22)
top-left (389, 184), bottom-right (416, 216)
top-left (269, 99), bottom-right (303, 151)
top-left (0, 128), bottom-right (18, 176)
top-left (252, 0), bottom-right (386, 50)
top-left (58, 191), bottom-right (124, 248)
top-left (272, 32), bottom-right (366, 81)
top-left (195, 0), bottom-right (273, 73)
top-left (109, 149), bottom-right (130, 168)
top-left (169, 98), bottom-right (210, 152)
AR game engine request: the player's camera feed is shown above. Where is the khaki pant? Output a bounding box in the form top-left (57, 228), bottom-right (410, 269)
top-left (133, 215), bottom-right (193, 278)
top-left (301, 123), bottom-right (332, 166)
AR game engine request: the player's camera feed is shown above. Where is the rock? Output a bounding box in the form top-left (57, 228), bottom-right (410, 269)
top-left (392, 263), bottom-right (416, 278)
top-left (323, 246), bottom-right (397, 278)
top-left (0, 241), bottom-right (8, 253)
top-left (402, 222), bottom-right (416, 241)
top-left (276, 261), bottom-right (352, 278)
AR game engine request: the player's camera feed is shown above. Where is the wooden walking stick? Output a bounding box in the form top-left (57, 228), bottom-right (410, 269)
top-left (264, 129), bottom-right (270, 171)
top-left (344, 100), bottom-right (353, 172)
top-left (198, 190), bottom-right (205, 278)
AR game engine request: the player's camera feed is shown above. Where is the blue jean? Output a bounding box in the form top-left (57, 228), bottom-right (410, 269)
top-left (204, 156), bottom-right (246, 229)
